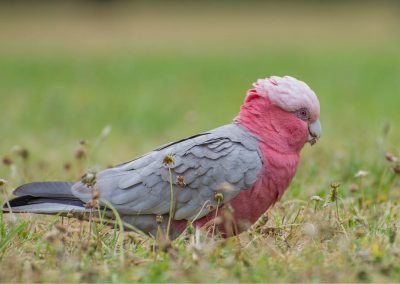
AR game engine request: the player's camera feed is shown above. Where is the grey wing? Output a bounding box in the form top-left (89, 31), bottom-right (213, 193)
top-left (71, 126), bottom-right (263, 221)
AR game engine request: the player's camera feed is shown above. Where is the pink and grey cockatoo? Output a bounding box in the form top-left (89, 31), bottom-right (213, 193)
top-left (3, 76), bottom-right (321, 239)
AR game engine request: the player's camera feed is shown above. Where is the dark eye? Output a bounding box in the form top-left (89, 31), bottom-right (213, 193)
top-left (296, 108), bottom-right (310, 121)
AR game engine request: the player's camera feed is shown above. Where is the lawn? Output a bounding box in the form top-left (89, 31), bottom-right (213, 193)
top-left (0, 2), bottom-right (399, 282)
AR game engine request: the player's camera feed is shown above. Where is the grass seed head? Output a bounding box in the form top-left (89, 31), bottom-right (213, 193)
top-left (92, 190), bottom-right (100, 200)
top-left (330, 181), bottom-right (341, 189)
top-left (84, 200), bottom-right (97, 209)
top-left (330, 182), bottom-right (340, 202)
top-left (207, 204), bottom-right (216, 211)
top-left (156, 215), bottom-right (164, 224)
top-left (63, 162), bottom-right (72, 171)
top-left (385, 153), bottom-right (398, 163)
top-left (2, 156), bottom-right (13, 166)
top-left (75, 148), bottom-right (86, 159)
top-left (393, 165), bottom-right (400, 174)
top-left (12, 145), bottom-right (29, 159)
top-left (176, 175), bottom-right (186, 187)
top-left (349, 183), bottom-right (359, 193)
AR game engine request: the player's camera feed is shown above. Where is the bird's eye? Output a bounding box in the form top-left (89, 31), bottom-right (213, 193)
top-left (296, 108), bottom-right (310, 121)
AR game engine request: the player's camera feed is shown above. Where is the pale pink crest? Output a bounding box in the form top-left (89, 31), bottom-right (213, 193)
top-left (252, 76), bottom-right (320, 121)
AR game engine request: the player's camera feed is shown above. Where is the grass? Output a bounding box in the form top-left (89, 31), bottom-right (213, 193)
top-left (0, 2), bottom-right (400, 282)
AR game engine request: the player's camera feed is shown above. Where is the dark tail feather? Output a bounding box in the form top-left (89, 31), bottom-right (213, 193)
top-left (3, 181), bottom-right (89, 214)
top-left (4, 196), bottom-right (89, 214)
top-left (3, 182), bottom-right (145, 235)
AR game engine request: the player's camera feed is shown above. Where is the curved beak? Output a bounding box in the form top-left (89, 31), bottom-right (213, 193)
top-left (307, 119), bottom-right (321, 146)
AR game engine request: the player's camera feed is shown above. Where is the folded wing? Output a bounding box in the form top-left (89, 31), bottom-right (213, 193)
top-left (71, 124), bottom-right (263, 221)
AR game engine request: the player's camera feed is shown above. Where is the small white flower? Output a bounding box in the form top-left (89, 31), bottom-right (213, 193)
top-left (356, 250), bottom-right (370, 259)
top-left (101, 125), bottom-right (112, 138)
top-left (303, 223), bottom-right (317, 237)
top-left (355, 170), bottom-right (369, 178)
top-left (218, 182), bottom-right (235, 193)
top-left (310, 195), bottom-right (324, 202)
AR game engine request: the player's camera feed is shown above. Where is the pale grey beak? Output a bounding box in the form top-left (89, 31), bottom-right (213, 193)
top-left (308, 119), bottom-right (321, 145)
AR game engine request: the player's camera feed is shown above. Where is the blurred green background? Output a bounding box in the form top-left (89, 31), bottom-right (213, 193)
top-left (0, 1), bottom-right (399, 186)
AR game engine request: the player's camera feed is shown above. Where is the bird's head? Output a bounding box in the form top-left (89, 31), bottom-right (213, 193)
top-left (236, 76), bottom-right (321, 152)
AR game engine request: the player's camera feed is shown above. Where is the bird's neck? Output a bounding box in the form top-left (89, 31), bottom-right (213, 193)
top-left (235, 95), bottom-right (306, 155)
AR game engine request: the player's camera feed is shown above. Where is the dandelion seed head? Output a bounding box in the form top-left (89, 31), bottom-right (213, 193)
top-left (214, 192), bottom-right (224, 203)
top-left (163, 154), bottom-right (174, 167)
top-left (81, 170), bottom-right (97, 187)
top-left (303, 223), bottom-right (317, 237)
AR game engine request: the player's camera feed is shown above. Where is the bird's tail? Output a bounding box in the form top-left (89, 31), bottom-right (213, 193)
top-left (2, 182), bottom-right (90, 214)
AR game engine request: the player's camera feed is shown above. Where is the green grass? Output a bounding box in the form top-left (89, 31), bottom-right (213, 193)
top-left (0, 4), bottom-right (400, 281)
top-left (1, 48), bottom-right (399, 158)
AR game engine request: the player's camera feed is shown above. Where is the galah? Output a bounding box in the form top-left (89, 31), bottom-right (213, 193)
top-left (3, 76), bottom-right (321, 239)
